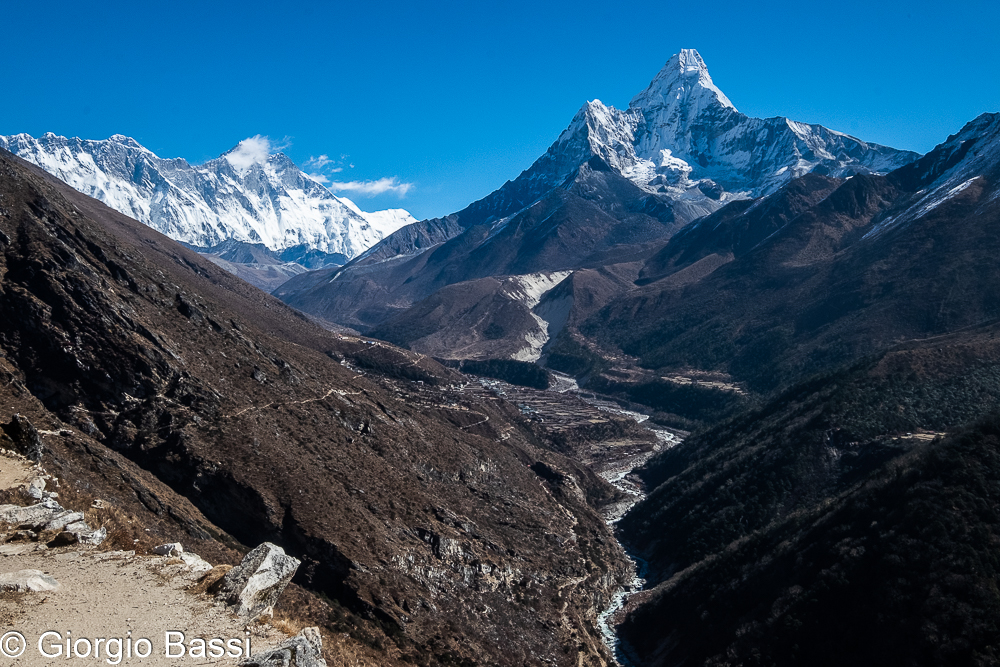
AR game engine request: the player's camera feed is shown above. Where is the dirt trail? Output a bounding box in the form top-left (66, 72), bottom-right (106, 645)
top-left (225, 386), bottom-right (366, 419)
top-left (0, 454), bottom-right (287, 666)
top-left (0, 456), bottom-right (36, 493)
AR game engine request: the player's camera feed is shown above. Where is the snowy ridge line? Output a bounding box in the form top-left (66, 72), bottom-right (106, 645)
top-left (541, 49), bottom-right (919, 216)
top-left (0, 132), bottom-right (415, 261)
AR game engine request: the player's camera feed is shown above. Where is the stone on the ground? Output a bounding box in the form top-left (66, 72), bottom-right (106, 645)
top-left (1, 415), bottom-right (44, 463)
top-left (26, 477), bottom-right (46, 500)
top-left (74, 525), bottom-right (107, 546)
top-left (40, 497), bottom-right (61, 510)
top-left (239, 626), bottom-right (326, 667)
top-left (152, 542), bottom-right (184, 556)
top-left (216, 542), bottom-right (300, 619)
top-left (180, 551), bottom-right (213, 572)
top-left (0, 569), bottom-right (61, 592)
top-left (49, 524), bottom-right (106, 547)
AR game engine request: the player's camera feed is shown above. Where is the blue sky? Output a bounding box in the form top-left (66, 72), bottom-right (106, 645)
top-left (3, 0), bottom-right (998, 219)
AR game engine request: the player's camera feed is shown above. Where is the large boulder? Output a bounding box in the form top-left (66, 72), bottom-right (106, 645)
top-left (240, 627), bottom-right (326, 667)
top-left (179, 552), bottom-right (213, 573)
top-left (67, 523), bottom-right (107, 546)
top-left (215, 542), bottom-right (300, 619)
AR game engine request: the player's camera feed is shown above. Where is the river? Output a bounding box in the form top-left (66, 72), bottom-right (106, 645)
top-left (548, 373), bottom-right (683, 665)
top-left (469, 371), bottom-right (683, 664)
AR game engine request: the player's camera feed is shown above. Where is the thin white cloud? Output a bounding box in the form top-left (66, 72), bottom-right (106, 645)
top-left (328, 177), bottom-right (413, 197)
top-left (272, 135), bottom-right (292, 152)
top-left (305, 154), bottom-right (333, 169)
top-left (225, 135), bottom-right (273, 172)
top-left (306, 154), bottom-right (344, 173)
top-left (306, 173), bottom-right (330, 184)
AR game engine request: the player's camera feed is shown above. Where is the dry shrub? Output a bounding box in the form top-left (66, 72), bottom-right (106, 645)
top-left (322, 632), bottom-right (398, 667)
top-left (0, 487), bottom-right (24, 506)
top-left (270, 584), bottom-right (409, 667)
top-left (188, 565), bottom-right (233, 595)
top-left (269, 612), bottom-right (303, 637)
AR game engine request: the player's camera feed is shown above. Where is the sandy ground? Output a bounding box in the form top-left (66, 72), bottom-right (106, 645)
top-left (0, 453), bottom-right (287, 666)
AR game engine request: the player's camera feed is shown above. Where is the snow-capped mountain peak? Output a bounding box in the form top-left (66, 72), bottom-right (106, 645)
top-left (536, 49), bottom-right (919, 210)
top-left (336, 195), bottom-right (417, 237)
top-left (0, 133), bottom-right (416, 265)
top-left (630, 48), bottom-right (736, 113)
top-left (545, 100), bottom-right (640, 180)
top-left (437, 49), bottom-right (921, 248)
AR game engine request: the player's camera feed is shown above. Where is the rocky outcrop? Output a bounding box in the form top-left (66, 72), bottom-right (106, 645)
top-left (216, 543), bottom-right (300, 620)
top-left (0, 493), bottom-right (106, 547)
top-left (240, 626), bottom-right (326, 667)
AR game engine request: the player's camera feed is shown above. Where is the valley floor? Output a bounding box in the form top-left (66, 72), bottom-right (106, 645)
top-left (459, 374), bottom-right (686, 665)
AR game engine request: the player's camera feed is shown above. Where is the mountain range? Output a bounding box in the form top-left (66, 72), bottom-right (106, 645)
top-left (0, 132), bottom-right (415, 289)
top-left (274, 49), bottom-right (918, 345)
top-left (4, 45), bottom-right (1000, 667)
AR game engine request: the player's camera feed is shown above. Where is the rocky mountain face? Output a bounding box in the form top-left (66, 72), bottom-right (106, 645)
top-left (275, 49), bottom-right (918, 350)
top-left (0, 133), bottom-right (415, 289)
top-left (280, 157), bottom-right (681, 332)
top-left (0, 147), bottom-right (635, 666)
top-left (556, 113), bottom-right (1000, 665)
top-left (588, 112), bottom-right (1000, 393)
top-left (551, 49), bottom-right (914, 201)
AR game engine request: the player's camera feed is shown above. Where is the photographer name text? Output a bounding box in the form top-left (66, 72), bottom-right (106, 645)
top-left (1, 630), bottom-right (252, 663)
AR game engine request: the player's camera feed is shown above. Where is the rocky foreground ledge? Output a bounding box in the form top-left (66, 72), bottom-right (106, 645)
top-left (0, 448), bottom-right (330, 666)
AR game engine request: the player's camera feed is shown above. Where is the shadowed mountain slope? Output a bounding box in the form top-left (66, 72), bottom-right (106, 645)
top-left (0, 147), bottom-right (631, 667)
top-left (277, 158), bottom-right (681, 331)
top-left (616, 322), bottom-right (1000, 666)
